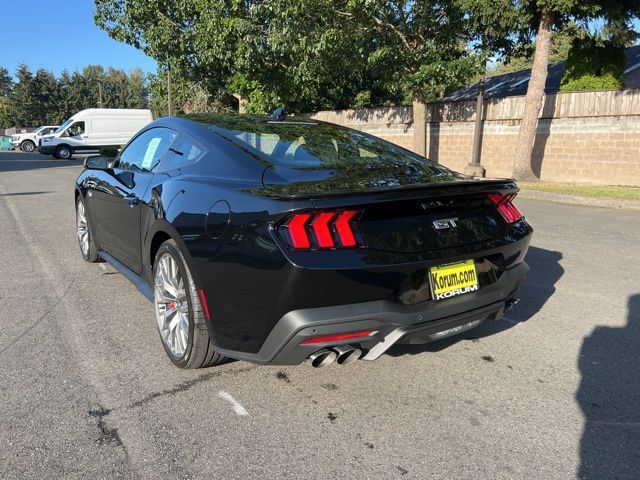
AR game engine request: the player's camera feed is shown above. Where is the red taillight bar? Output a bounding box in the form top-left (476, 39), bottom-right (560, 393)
top-left (282, 209), bottom-right (361, 250)
top-left (287, 212), bottom-right (312, 249)
top-left (311, 212), bottom-right (336, 248)
top-left (300, 330), bottom-right (376, 344)
top-left (335, 210), bottom-right (358, 247)
top-left (488, 193), bottom-right (523, 223)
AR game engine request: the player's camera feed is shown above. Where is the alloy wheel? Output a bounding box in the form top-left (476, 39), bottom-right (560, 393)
top-left (76, 201), bottom-right (89, 257)
top-left (154, 253), bottom-right (190, 358)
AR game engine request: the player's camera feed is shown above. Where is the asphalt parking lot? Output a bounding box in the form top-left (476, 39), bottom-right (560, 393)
top-left (0, 150), bottom-right (638, 480)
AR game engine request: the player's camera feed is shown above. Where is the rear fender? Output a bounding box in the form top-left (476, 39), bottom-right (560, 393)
top-left (144, 220), bottom-right (200, 286)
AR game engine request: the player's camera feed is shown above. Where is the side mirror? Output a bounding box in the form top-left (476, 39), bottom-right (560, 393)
top-left (84, 155), bottom-right (109, 170)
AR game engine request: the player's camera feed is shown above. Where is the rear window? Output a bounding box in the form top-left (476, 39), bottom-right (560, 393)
top-left (200, 115), bottom-right (444, 173)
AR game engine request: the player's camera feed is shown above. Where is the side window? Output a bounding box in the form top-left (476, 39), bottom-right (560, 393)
top-left (65, 121), bottom-right (85, 137)
top-left (118, 127), bottom-right (178, 172)
top-left (155, 133), bottom-right (204, 173)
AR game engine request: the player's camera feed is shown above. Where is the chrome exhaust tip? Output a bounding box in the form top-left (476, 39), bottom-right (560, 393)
top-left (306, 349), bottom-right (337, 368)
top-left (505, 297), bottom-right (520, 313)
top-left (333, 345), bottom-right (362, 365)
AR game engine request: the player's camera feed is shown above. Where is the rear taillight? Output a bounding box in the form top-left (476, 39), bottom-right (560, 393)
top-left (280, 210), bottom-right (363, 250)
top-left (488, 193), bottom-right (523, 223)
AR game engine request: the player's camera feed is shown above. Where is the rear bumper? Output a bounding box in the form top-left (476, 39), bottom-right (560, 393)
top-left (213, 261), bottom-right (528, 365)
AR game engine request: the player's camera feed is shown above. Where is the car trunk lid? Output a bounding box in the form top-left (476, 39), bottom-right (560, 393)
top-left (265, 166), bottom-right (519, 254)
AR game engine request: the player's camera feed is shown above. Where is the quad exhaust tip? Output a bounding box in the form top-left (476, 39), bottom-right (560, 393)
top-left (307, 349), bottom-right (337, 368)
top-left (306, 346), bottom-right (362, 367)
top-left (333, 345), bottom-right (362, 365)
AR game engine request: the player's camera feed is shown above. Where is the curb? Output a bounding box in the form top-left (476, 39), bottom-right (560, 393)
top-left (518, 189), bottom-right (640, 211)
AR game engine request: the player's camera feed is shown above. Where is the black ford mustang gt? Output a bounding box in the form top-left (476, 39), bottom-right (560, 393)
top-left (75, 113), bottom-right (532, 369)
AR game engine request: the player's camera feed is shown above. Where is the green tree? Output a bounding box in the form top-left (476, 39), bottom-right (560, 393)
top-left (104, 67), bottom-right (128, 108)
top-left (56, 70), bottom-right (75, 123)
top-left (94, 0), bottom-right (481, 113)
top-left (11, 65), bottom-right (38, 127)
top-left (32, 69), bottom-right (61, 126)
top-left (0, 67), bottom-right (13, 130)
top-left (0, 97), bottom-right (13, 130)
top-left (512, 1), bottom-right (640, 180)
top-left (560, 37), bottom-right (625, 91)
top-left (0, 67), bottom-right (13, 97)
top-left (336, 0), bottom-right (480, 104)
top-left (125, 68), bottom-right (148, 108)
top-left (490, 23), bottom-right (584, 76)
top-left (148, 69), bottom-right (235, 117)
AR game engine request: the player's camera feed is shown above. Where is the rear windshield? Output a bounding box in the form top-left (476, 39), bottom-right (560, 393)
top-left (193, 114), bottom-right (447, 174)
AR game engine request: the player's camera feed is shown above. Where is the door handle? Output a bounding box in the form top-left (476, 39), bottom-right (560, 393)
top-left (125, 195), bottom-right (140, 207)
top-left (82, 135), bottom-right (89, 138)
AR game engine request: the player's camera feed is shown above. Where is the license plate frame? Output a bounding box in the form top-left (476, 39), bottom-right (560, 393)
top-left (429, 259), bottom-right (479, 301)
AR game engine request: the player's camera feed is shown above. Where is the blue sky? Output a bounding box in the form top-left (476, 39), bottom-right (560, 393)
top-left (0, 1), bottom-right (157, 77)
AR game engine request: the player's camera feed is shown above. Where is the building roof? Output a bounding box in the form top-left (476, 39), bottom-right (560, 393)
top-left (442, 44), bottom-right (640, 102)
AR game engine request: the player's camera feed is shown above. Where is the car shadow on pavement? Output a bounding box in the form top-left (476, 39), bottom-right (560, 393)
top-left (577, 294), bottom-right (640, 479)
top-left (0, 152), bottom-right (83, 173)
top-left (0, 191), bottom-right (53, 196)
top-left (387, 245), bottom-right (564, 356)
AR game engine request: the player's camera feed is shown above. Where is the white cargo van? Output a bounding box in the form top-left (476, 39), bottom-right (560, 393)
top-left (39, 108), bottom-right (153, 159)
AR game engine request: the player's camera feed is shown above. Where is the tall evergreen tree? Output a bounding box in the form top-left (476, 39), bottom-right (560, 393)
top-left (0, 67), bottom-right (13, 130)
top-left (0, 67), bottom-right (13, 98)
top-left (57, 70), bottom-right (74, 123)
top-left (104, 67), bottom-right (128, 108)
top-left (32, 69), bottom-right (60, 125)
top-left (11, 65), bottom-right (37, 127)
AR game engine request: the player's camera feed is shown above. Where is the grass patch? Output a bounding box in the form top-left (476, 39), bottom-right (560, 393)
top-left (519, 182), bottom-right (640, 201)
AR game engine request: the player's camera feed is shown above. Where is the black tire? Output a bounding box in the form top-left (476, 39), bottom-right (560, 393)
top-left (55, 145), bottom-right (72, 160)
top-left (20, 140), bottom-right (36, 153)
top-left (153, 240), bottom-right (227, 369)
top-left (75, 196), bottom-right (99, 263)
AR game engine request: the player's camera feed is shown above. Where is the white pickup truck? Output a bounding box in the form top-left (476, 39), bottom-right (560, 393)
top-left (12, 125), bottom-right (59, 152)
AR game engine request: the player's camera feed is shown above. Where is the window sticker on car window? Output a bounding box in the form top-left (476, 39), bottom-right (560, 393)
top-left (141, 137), bottom-right (162, 169)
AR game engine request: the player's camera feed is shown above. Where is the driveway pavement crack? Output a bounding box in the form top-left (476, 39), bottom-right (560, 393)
top-left (88, 406), bottom-right (124, 448)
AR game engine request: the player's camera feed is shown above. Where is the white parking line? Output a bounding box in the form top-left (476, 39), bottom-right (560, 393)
top-left (217, 391), bottom-right (249, 416)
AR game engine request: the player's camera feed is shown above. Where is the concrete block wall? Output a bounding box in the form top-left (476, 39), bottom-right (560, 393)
top-left (427, 117), bottom-right (640, 183)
